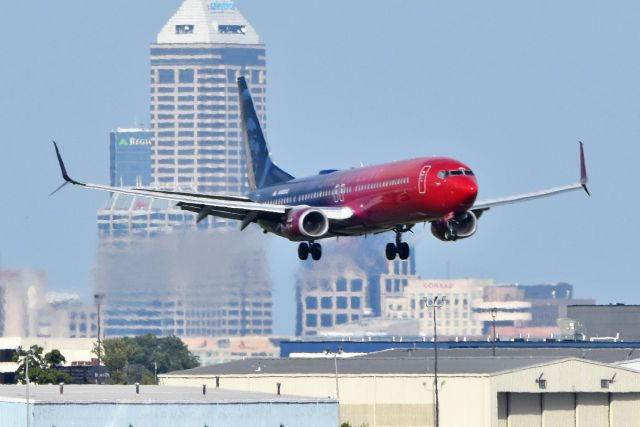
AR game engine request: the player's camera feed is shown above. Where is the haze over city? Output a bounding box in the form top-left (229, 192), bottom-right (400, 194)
top-left (1, 0), bottom-right (637, 335)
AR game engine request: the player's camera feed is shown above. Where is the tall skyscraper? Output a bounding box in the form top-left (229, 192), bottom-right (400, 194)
top-left (109, 128), bottom-right (152, 187)
top-left (95, 0), bottom-right (273, 338)
top-left (150, 0), bottom-right (266, 196)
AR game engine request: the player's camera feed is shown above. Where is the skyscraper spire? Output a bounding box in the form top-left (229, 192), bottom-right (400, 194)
top-left (157, 0), bottom-right (260, 45)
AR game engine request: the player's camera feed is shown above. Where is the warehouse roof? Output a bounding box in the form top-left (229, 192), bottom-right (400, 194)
top-left (360, 347), bottom-right (639, 363)
top-left (165, 355), bottom-right (599, 377)
top-left (0, 385), bottom-right (332, 404)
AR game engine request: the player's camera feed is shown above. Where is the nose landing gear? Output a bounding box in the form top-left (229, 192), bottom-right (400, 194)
top-left (385, 226), bottom-right (411, 260)
top-left (298, 242), bottom-right (322, 261)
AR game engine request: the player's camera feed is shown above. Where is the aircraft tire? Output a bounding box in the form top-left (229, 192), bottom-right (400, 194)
top-left (398, 242), bottom-right (410, 260)
top-left (298, 242), bottom-right (310, 260)
top-left (385, 243), bottom-right (397, 260)
top-left (310, 243), bottom-right (322, 261)
top-left (444, 228), bottom-right (458, 242)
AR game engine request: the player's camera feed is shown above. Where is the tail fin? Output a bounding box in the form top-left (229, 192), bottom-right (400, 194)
top-left (237, 76), bottom-right (294, 190)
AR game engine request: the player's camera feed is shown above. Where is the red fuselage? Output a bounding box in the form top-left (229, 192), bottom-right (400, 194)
top-left (249, 157), bottom-right (478, 238)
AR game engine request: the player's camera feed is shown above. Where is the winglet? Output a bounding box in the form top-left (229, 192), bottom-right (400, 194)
top-left (578, 141), bottom-right (590, 196)
top-left (50, 141), bottom-right (83, 195)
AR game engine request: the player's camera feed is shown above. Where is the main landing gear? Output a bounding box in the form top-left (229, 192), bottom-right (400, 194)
top-left (386, 226), bottom-right (411, 261)
top-left (298, 242), bottom-right (322, 261)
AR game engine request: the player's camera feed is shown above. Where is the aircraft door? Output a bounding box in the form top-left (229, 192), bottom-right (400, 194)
top-left (333, 185), bottom-right (340, 203)
top-left (418, 165), bottom-right (431, 195)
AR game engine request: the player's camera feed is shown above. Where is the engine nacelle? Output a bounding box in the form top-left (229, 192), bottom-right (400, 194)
top-left (431, 211), bottom-right (478, 242)
top-left (283, 207), bottom-right (330, 240)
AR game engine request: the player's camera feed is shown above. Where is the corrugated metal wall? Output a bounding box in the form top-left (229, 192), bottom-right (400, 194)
top-left (497, 392), bottom-right (640, 427)
top-left (0, 401), bottom-right (337, 427)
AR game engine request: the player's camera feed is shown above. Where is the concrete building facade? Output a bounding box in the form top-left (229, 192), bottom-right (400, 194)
top-left (383, 278), bottom-right (491, 337)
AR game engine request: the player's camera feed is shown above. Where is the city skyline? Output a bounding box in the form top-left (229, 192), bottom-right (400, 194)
top-left (1, 0), bottom-right (635, 336)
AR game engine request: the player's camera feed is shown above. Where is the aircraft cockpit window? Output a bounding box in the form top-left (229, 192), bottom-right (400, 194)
top-left (439, 169), bottom-right (474, 178)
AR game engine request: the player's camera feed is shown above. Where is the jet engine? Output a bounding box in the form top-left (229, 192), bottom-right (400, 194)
top-left (431, 211), bottom-right (478, 242)
top-left (283, 207), bottom-right (330, 239)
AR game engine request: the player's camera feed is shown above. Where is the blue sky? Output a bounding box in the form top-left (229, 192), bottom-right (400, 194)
top-left (1, 1), bottom-right (638, 334)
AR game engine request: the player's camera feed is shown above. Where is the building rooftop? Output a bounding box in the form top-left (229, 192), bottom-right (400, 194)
top-left (164, 355), bottom-right (603, 377)
top-left (0, 385), bottom-right (331, 404)
top-left (157, 0), bottom-right (260, 45)
top-left (359, 347), bottom-right (640, 364)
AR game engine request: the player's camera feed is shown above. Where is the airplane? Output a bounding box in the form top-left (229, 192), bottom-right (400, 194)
top-left (52, 76), bottom-right (589, 262)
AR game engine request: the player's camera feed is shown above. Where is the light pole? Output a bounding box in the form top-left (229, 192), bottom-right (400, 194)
top-left (325, 347), bottom-right (343, 422)
top-left (424, 296), bottom-right (445, 427)
top-left (23, 347), bottom-right (32, 427)
top-left (491, 307), bottom-right (498, 357)
top-left (94, 293), bottom-right (105, 384)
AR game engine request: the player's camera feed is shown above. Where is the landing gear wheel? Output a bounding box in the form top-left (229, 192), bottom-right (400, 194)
top-left (398, 242), bottom-right (410, 260)
top-left (310, 243), bottom-right (322, 261)
top-left (445, 228), bottom-right (458, 242)
top-left (298, 242), bottom-right (309, 260)
top-left (385, 242), bottom-right (397, 260)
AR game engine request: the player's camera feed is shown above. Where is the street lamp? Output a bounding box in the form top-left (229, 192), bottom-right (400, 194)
top-left (94, 293), bottom-right (106, 384)
top-left (324, 347), bottom-right (343, 422)
top-left (491, 307), bottom-right (498, 357)
top-left (424, 296), bottom-right (446, 427)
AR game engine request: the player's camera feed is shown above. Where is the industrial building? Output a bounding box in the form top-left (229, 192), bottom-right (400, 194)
top-left (161, 349), bottom-right (640, 427)
top-left (0, 384), bottom-right (337, 427)
top-left (567, 304), bottom-right (640, 341)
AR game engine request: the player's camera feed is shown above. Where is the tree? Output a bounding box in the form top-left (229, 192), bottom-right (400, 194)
top-left (100, 335), bottom-right (199, 385)
top-left (44, 349), bottom-right (66, 367)
top-left (13, 345), bottom-right (73, 385)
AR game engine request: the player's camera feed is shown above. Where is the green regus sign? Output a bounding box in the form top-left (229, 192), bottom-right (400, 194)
top-left (118, 137), bottom-right (151, 147)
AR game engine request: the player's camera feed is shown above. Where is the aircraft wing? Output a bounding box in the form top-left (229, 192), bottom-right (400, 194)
top-left (472, 142), bottom-right (589, 213)
top-left (51, 142), bottom-right (353, 228)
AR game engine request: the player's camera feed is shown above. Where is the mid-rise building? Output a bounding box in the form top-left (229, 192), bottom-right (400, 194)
top-left (0, 270), bottom-right (47, 337)
top-left (384, 278), bottom-right (491, 337)
top-left (482, 283), bottom-right (594, 338)
top-left (296, 236), bottom-right (416, 337)
top-left (182, 336), bottom-right (282, 366)
top-left (38, 293), bottom-right (97, 339)
top-left (109, 128), bottom-right (152, 187)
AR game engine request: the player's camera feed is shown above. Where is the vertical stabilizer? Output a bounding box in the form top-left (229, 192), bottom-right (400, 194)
top-left (237, 76), bottom-right (294, 190)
